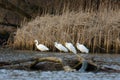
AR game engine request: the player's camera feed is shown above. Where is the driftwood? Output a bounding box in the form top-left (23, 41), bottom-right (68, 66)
top-left (0, 56), bottom-right (97, 71)
top-left (0, 54), bottom-right (120, 73)
top-left (0, 54), bottom-right (99, 72)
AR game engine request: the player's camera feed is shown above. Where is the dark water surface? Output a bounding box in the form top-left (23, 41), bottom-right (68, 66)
top-left (0, 49), bottom-right (120, 80)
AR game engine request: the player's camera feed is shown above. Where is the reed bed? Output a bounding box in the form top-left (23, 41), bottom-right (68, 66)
top-left (34, 0), bottom-right (119, 15)
top-left (9, 0), bottom-right (120, 53)
top-left (12, 9), bottom-right (120, 53)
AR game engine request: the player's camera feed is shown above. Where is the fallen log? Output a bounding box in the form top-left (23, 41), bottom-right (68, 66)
top-left (0, 56), bottom-right (99, 72)
top-left (99, 66), bottom-right (120, 73)
top-left (0, 54), bottom-right (119, 73)
top-left (0, 57), bottom-right (36, 66)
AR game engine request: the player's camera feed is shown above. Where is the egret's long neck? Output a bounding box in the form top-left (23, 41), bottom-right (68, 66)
top-left (35, 41), bottom-right (38, 46)
top-left (55, 43), bottom-right (57, 46)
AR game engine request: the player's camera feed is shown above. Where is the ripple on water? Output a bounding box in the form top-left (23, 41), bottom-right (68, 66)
top-left (0, 69), bottom-right (120, 80)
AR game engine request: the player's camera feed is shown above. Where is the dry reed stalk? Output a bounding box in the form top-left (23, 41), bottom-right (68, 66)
top-left (11, 6), bottom-right (120, 53)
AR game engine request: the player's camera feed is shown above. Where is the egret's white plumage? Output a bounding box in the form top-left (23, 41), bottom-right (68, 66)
top-left (65, 42), bottom-right (77, 54)
top-left (54, 42), bottom-right (68, 52)
top-left (34, 40), bottom-right (49, 51)
top-left (76, 43), bottom-right (89, 53)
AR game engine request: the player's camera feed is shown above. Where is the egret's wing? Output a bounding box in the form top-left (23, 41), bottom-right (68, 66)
top-left (59, 44), bottom-right (68, 52)
top-left (69, 44), bottom-right (77, 54)
top-left (76, 44), bottom-right (80, 50)
top-left (81, 45), bottom-right (89, 53)
top-left (38, 44), bottom-right (49, 51)
top-left (55, 44), bottom-right (63, 51)
top-left (55, 44), bottom-right (59, 49)
top-left (65, 43), bottom-right (69, 49)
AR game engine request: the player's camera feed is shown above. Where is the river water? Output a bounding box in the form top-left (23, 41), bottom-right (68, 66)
top-left (0, 49), bottom-right (120, 80)
top-left (0, 69), bottom-right (120, 80)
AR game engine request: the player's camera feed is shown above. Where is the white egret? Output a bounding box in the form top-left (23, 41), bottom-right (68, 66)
top-left (65, 42), bottom-right (88, 72)
top-left (76, 43), bottom-right (89, 53)
top-left (54, 42), bottom-right (68, 52)
top-left (65, 42), bottom-right (77, 54)
top-left (65, 42), bottom-right (83, 60)
top-left (34, 40), bottom-right (49, 51)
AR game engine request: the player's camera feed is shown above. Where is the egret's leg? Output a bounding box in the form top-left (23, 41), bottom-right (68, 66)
top-left (79, 60), bottom-right (88, 72)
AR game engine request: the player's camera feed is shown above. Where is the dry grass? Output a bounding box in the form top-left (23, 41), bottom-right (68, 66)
top-left (0, 0), bottom-right (119, 53)
top-left (12, 9), bottom-right (120, 53)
